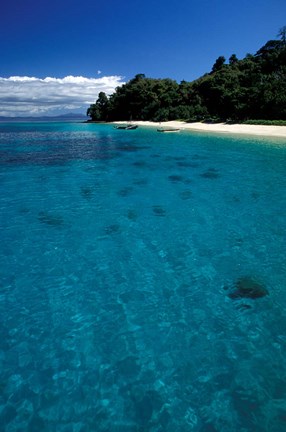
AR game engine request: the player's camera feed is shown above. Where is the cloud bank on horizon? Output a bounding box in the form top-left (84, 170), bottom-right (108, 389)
top-left (0, 75), bottom-right (125, 117)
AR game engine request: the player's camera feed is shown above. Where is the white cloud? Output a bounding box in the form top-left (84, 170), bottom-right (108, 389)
top-left (0, 75), bottom-right (125, 117)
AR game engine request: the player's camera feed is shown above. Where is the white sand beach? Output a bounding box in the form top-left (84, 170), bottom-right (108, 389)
top-left (114, 120), bottom-right (286, 138)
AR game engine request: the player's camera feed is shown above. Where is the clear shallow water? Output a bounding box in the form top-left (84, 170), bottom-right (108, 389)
top-left (1, 121), bottom-right (286, 432)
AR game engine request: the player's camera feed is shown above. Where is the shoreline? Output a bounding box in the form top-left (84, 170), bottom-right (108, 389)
top-left (113, 120), bottom-right (286, 138)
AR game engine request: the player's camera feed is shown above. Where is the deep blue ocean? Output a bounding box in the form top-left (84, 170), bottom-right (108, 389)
top-left (1, 121), bottom-right (286, 432)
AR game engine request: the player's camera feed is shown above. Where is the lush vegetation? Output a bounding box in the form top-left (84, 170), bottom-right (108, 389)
top-left (243, 120), bottom-right (286, 126)
top-left (87, 28), bottom-right (286, 123)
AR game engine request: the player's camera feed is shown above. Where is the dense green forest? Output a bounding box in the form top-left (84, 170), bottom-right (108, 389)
top-left (87, 29), bottom-right (286, 123)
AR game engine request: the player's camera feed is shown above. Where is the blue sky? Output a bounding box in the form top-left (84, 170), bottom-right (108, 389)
top-left (0, 0), bottom-right (285, 116)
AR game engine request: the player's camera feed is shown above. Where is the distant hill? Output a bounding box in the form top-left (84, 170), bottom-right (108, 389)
top-left (0, 113), bottom-right (87, 122)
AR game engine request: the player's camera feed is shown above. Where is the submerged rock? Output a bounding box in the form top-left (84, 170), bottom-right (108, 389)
top-left (177, 161), bottom-right (199, 168)
top-left (117, 187), bottom-right (134, 197)
top-left (168, 174), bottom-right (184, 183)
top-left (116, 356), bottom-right (141, 378)
top-left (133, 178), bottom-right (148, 186)
top-left (152, 205), bottom-right (166, 216)
top-left (38, 211), bottom-right (64, 226)
top-left (179, 190), bottom-right (192, 200)
top-left (200, 168), bottom-right (220, 179)
top-left (227, 276), bottom-right (269, 300)
top-left (127, 209), bottom-right (138, 221)
top-left (104, 224), bottom-right (121, 235)
top-left (80, 186), bottom-right (94, 199)
top-left (132, 160), bottom-right (147, 167)
top-left (236, 303), bottom-right (252, 311)
top-left (134, 394), bottom-right (154, 426)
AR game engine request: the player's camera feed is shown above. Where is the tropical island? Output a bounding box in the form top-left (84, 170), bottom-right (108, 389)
top-left (87, 28), bottom-right (286, 128)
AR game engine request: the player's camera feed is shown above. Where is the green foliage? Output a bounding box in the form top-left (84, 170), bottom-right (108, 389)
top-left (211, 56), bottom-right (226, 73)
top-left (87, 28), bottom-right (286, 123)
top-left (277, 26), bottom-right (286, 44)
top-left (86, 91), bottom-right (110, 121)
top-left (229, 54), bottom-right (239, 65)
top-left (243, 119), bottom-right (286, 126)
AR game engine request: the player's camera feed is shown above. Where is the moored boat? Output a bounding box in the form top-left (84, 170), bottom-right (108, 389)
top-left (157, 127), bottom-right (180, 133)
top-left (125, 124), bottom-right (138, 130)
top-left (114, 124), bottom-right (138, 130)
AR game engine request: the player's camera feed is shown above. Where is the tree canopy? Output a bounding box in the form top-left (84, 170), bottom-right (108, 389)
top-left (87, 31), bottom-right (286, 122)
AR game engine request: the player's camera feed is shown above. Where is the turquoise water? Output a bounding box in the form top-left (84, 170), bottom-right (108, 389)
top-left (1, 121), bottom-right (286, 432)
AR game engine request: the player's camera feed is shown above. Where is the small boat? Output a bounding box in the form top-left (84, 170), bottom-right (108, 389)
top-left (114, 124), bottom-right (138, 130)
top-left (157, 127), bottom-right (180, 133)
top-left (126, 124), bottom-right (138, 130)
